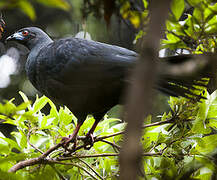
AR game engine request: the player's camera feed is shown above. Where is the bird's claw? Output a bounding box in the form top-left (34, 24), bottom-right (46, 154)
top-left (61, 133), bottom-right (95, 151)
top-left (83, 133), bottom-right (95, 150)
top-left (61, 135), bottom-right (77, 151)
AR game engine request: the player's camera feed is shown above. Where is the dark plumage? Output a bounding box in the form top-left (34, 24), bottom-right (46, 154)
top-left (6, 27), bottom-right (208, 147)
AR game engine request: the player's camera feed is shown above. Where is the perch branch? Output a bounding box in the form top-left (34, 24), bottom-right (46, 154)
top-left (8, 116), bottom-right (183, 173)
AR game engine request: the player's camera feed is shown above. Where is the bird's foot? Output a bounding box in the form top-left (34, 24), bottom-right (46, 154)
top-left (61, 135), bottom-right (77, 152)
top-left (83, 133), bottom-right (95, 150)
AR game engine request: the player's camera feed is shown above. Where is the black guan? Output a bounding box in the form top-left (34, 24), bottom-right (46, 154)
top-left (6, 27), bottom-right (210, 148)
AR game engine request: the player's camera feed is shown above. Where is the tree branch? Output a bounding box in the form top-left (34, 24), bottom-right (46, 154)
top-left (8, 115), bottom-right (184, 173)
top-left (78, 158), bottom-right (104, 180)
top-left (11, 114), bottom-right (188, 174)
top-left (9, 152), bottom-right (165, 173)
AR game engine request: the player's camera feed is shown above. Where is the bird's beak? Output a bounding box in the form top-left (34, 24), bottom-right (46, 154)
top-left (6, 32), bottom-right (24, 42)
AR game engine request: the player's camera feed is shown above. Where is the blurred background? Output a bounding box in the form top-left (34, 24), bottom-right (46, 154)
top-left (0, 0), bottom-right (137, 101)
top-left (0, 0), bottom-right (168, 135)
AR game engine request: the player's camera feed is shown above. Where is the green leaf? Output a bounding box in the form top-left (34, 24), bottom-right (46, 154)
top-left (19, 91), bottom-right (31, 110)
top-left (0, 132), bottom-right (10, 155)
top-left (193, 7), bottom-right (203, 22)
top-left (36, 0), bottom-right (70, 11)
top-left (195, 134), bottom-right (217, 154)
top-left (187, 0), bottom-right (203, 6)
top-left (0, 114), bottom-right (12, 122)
top-left (204, 7), bottom-right (214, 22)
top-left (33, 95), bottom-right (48, 113)
top-left (207, 92), bottom-right (217, 118)
top-left (143, 0), bottom-right (148, 8)
top-left (40, 116), bottom-right (47, 129)
top-left (59, 107), bottom-right (72, 126)
top-left (12, 130), bottom-right (27, 149)
top-left (171, 0), bottom-right (185, 20)
top-left (0, 137), bottom-right (21, 151)
top-left (48, 98), bottom-right (59, 121)
top-left (18, 0), bottom-right (36, 20)
top-left (192, 91), bottom-right (212, 134)
top-left (16, 102), bottom-right (30, 111)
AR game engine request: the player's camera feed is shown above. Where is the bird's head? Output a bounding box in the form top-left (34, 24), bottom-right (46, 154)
top-left (6, 27), bottom-right (52, 50)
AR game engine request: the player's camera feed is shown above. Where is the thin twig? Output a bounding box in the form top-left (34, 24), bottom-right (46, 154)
top-left (57, 153), bottom-right (119, 161)
top-left (57, 152), bottom-right (163, 161)
top-left (66, 117), bottom-right (177, 147)
top-left (41, 142), bottom-right (64, 158)
top-left (78, 158), bottom-right (104, 180)
top-left (100, 139), bottom-right (121, 151)
top-left (49, 164), bottom-right (67, 180)
top-left (142, 118), bottom-right (174, 128)
top-left (77, 131), bottom-right (125, 141)
top-left (46, 160), bottom-right (98, 180)
top-left (27, 128), bottom-right (43, 154)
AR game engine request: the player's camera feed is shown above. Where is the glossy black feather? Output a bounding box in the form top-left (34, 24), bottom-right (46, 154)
top-left (27, 34), bottom-right (137, 122)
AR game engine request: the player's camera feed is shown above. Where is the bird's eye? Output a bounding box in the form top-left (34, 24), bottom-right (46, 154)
top-left (22, 30), bottom-right (29, 36)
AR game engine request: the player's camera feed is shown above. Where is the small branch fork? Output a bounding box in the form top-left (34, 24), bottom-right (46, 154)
top-left (9, 117), bottom-right (179, 173)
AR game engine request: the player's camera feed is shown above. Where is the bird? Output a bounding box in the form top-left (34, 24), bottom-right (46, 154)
top-left (6, 27), bottom-right (210, 149)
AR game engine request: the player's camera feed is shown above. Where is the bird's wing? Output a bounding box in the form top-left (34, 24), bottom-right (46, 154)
top-left (34, 37), bottom-right (138, 112)
top-left (36, 37), bottom-right (210, 104)
top-left (42, 38), bottom-right (137, 87)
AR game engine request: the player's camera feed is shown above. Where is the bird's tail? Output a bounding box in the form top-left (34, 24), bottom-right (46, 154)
top-left (157, 53), bottom-right (217, 100)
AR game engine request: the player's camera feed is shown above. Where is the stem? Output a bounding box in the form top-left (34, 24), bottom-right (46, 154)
top-left (8, 117), bottom-right (180, 172)
top-left (100, 139), bottom-right (121, 151)
top-left (27, 128), bottom-right (43, 154)
top-left (47, 160), bottom-right (98, 180)
top-left (78, 158), bottom-right (104, 180)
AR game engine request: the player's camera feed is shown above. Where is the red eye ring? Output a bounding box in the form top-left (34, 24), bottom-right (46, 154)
top-left (22, 30), bottom-right (29, 36)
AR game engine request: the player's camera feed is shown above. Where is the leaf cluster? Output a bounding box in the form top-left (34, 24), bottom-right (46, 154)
top-left (162, 0), bottom-right (217, 54)
top-left (0, 0), bottom-right (70, 20)
top-left (0, 84), bottom-right (217, 179)
top-left (0, 92), bottom-right (124, 179)
top-left (142, 88), bottom-right (217, 179)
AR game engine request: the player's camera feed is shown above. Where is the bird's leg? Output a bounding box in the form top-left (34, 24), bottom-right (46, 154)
top-left (83, 120), bottom-right (100, 150)
top-left (62, 122), bottom-right (82, 150)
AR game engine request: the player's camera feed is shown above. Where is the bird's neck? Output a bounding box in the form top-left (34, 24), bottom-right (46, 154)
top-left (29, 36), bottom-right (53, 52)
top-left (25, 37), bottom-right (53, 88)
top-left (27, 37), bottom-right (53, 62)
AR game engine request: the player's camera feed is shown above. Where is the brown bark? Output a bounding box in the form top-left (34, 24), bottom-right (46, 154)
top-left (119, 1), bottom-right (172, 179)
